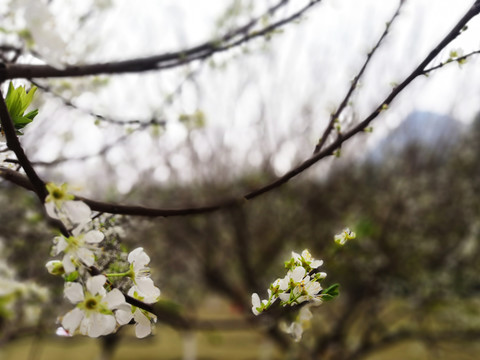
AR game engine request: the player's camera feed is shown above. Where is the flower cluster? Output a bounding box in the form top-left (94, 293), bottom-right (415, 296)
top-left (251, 249), bottom-right (339, 341)
top-left (44, 183), bottom-right (160, 338)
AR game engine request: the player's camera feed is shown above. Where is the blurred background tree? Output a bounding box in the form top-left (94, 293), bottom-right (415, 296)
top-left (2, 0), bottom-right (480, 359)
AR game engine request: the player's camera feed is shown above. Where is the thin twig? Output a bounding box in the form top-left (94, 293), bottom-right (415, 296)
top-left (314, 0), bottom-right (406, 154)
top-left (423, 49), bottom-right (480, 74)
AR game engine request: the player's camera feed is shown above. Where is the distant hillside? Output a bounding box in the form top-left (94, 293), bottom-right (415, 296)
top-left (369, 111), bottom-right (464, 162)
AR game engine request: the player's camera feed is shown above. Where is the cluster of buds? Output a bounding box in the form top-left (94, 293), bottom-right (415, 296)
top-left (44, 183), bottom-right (160, 338)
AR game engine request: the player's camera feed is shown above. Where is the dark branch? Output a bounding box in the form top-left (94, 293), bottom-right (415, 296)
top-left (0, 0), bottom-right (320, 80)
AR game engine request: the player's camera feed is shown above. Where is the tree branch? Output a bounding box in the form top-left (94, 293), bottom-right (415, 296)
top-left (0, 0), bottom-right (320, 80)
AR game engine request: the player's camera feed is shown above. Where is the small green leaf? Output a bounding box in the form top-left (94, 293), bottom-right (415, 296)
top-left (64, 271), bottom-right (79, 282)
top-left (322, 283), bottom-right (340, 302)
top-left (4, 82), bottom-right (38, 134)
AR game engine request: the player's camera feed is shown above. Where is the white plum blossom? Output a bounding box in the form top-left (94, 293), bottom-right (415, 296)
top-left (334, 228), bottom-right (356, 246)
top-left (293, 275), bottom-right (323, 304)
top-left (128, 247), bottom-right (151, 276)
top-left (278, 266), bottom-right (323, 305)
top-left (44, 183), bottom-right (91, 226)
top-left (127, 247), bottom-right (160, 299)
top-left (278, 266), bottom-right (306, 295)
top-left (292, 250), bottom-right (323, 270)
top-left (53, 229), bottom-right (104, 273)
top-left (108, 248), bottom-right (160, 338)
top-left (61, 275), bottom-right (125, 337)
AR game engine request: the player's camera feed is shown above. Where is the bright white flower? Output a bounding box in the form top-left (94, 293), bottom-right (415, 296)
top-left (294, 276), bottom-right (323, 304)
top-left (334, 228), bottom-right (356, 246)
top-left (280, 266), bottom-right (306, 290)
top-left (53, 230), bottom-right (104, 273)
top-left (292, 250), bottom-right (323, 270)
top-left (61, 275), bottom-right (125, 337)
top-left (278, 266), bottom-right (306, 302)
top-left (110, 248), bottom-right (160, 338)
top-left (127, 247), bottom-right (160, 298)
top-left (278, 266), bottom-right (324, 305)
top-left (45, 183), bottom-right (91, 226)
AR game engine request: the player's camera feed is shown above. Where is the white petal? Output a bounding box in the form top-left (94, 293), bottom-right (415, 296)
top-left (55, 237), bottom-right (68, 254)
top-left (63, 201), bottom-right (92, 224)
top-left (310, 260), bottom-right (323, 269)
top-left (104, 289), bottom-right (125, 309)
top-left (64, 282), bottom-right (84, 303)
top-left (62, 307), bottom-right (84, 333)
top-left (72, 224), bottom-right (85, 237)
top-left (136, 278), bottom-right (160, 300)
top-left (55, 327), bottom-right (72, 337)
top-left (306, 281), bottom-right (321, 296)
top-left (301, 250), bottom-right (309, 258)
top-left (86, 275), bottom-right (106, 295)
top-left (45, 202), bottom-right (59, 219)
top-left (279, 276), bottom-right (290, 291)
top-left (292, 323), bottom-right (304, 341)
top-left (251, 293), bottom-right (261, 308)
top-left (87, 313), bottom-right (116, 337)
top-left (79, 316), bottom-right (89, 335)
top-left (77, 247), bottom-right (95, 267)
top-left (133, 309), bottom-right (152, 338)
top-left (62, 254), bottom-right (76, 274)
top-left (128, 247), bottom-right (143, 262)
top-left (298, 306), bottom-right (313, 321)
top-left (115, 305), bottom-right (133, 325)
top-left (291, 267), bottom-right (306, 282)
top-left (128, 247), bottom-right (150, 266)
top-left (251, 293), bottom-right (261, 315)
top-left (83, 230), bottom-right (104, 244)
